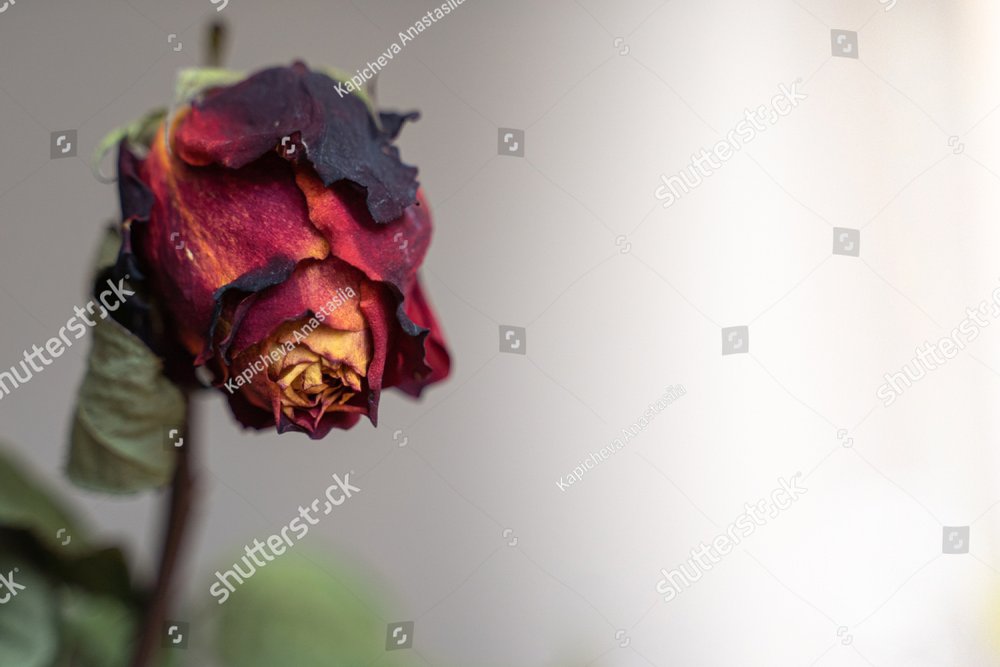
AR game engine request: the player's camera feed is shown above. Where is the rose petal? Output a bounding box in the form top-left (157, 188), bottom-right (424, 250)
top-left (357, 282), bottom-right (392, 425)
top-left (294, 168), bottom-right (431, 295)
top-left (379, 111), bottom-right (420, 140)
top-left (140, 120), bottom-right (329, 358)
top-left (172, 63), bottom-right (419, 223)
top-left (280, 409), bottom-right (363, 439)
top-left (395, 277), bottom-right (451, 396)
top-left (119, 142), bottom-right (153, 229)
top-left (228, 257), bottom-right (366, 360)
top-left (297, 327), bottom-right (370, 377)
top-left (357, 281), bottom-right (438, 420)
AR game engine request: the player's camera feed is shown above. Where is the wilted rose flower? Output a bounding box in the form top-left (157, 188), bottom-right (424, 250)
top-left (110, 62), bottom-right (450, 438)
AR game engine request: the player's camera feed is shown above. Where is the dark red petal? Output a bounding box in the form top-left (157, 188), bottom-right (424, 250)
top-left (295, 168), bottom-right (431, 295)
top-left (379, 111), bottom-right (420, 140)
top-left (228, 257), bottom-right (367, 361)
top-left (225, 386), bottom-right (275, 431)
top-left (359, 281), bottom-right (440, 403)
top-left (279, 410), bottom-right (362, 439)
top-left (395, 277), bottom-right (451, 396)
top-left (119, 141), bottom-right (153, 227)
top-left (172, 63), bottom-right (419, 223)
top-left (108, 144), bottom-right (157, 345)
top-left (357, 281), bottom-right (393, 426)
top-left (197, 257), bottom-right (303, 374)
top-left (140, 123), bottom-right (329, 358)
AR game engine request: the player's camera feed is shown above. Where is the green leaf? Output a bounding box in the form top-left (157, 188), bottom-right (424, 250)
top-left (67, 316), bottom-right (185, 494)
top-left (59, 547), bottom-right (133, 602)
top-left (0, 446), bottom-right (134, 595)
top-left (0, 449), bottom-right (141, 665)
top-left (91, 107), bottom-right (167, 182)
top-left (58, 588), bottom-right (136, 667)
top-left (0, 555), bottom-right (61, 667)
top-left (214, 552), bottom-right (386, 667)
top-left (0, 445), bottom-right (89, 556)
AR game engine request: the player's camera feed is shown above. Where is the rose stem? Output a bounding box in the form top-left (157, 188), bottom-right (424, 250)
top-left (129, 394), bottom-right (196, 667)
top-left (130, 23), bottom-right (223, 665)
top-left (206, 20), bottom-right (228, 68)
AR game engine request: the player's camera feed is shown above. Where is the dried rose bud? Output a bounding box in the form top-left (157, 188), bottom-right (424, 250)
top-left (112, 62), bottom-right (450, 438)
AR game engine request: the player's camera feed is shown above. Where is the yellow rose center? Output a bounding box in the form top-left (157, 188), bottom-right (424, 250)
top-left (265, 321), bottom-right (371, 421)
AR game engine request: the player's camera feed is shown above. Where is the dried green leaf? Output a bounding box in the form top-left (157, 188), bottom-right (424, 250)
top-left (67, 316), bottom-right (185, 494)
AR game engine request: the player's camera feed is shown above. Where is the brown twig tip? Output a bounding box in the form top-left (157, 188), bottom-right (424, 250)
top-left (206, 20), bottom-right (229, 68)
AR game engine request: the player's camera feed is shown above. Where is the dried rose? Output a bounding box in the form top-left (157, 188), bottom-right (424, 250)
top-left (110, 62), bottom-right (450, 438)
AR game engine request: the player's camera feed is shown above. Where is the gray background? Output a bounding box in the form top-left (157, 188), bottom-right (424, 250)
top-left (2, 0), bottom-right (1000, 665)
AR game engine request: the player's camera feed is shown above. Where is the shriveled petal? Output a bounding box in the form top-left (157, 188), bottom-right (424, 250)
top-left (281, 410), bottom-right (363, 439)
top-left (224, 318), bottom-right (373, 439)
top-left (172, 63), bottom-right (419, 223)
top-left (299, 327), bottom-right (370, 377)
top-left (228, 257), bottom-right (366, 360)
top-left (356, 281), bottom-right (434, 425)
top-left (395, 277), bottom-right (451, 396)
top-left (139, 120), bottom-right (329, 358)
top-left (294, 168), bottom-right (431, 296)
top-left (263, 321), bottom-right (370, 378)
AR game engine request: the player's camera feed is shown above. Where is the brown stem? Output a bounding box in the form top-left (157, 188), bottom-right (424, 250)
top-left (205, 21), bottom-right (228, 68)
top-left (129, 397), bottom-right (197, 667)
top-left (130, 24), bottom-right (218, 666)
